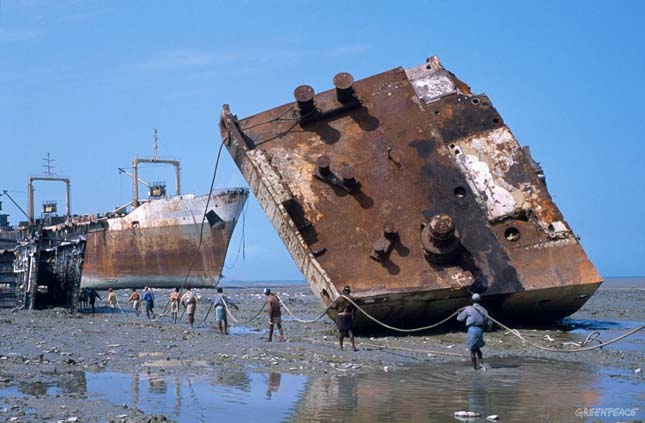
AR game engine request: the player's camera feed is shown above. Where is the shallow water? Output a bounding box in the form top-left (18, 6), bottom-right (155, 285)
top-left (560, 318), bottom-right (645, 353)
top-left (1, 358), bottom-right (642, 422)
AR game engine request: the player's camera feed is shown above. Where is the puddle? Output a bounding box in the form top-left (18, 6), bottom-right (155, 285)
top-left (229, 326), bottom-right (265, 335)
top-left (0, 359), bottom-right (642, 422)
top-left (294, 359), bottom-right (644, 423)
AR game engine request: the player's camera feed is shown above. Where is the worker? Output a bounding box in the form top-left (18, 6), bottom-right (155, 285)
top-left (169, 288), bottom-right (180, 324)
top-left (181, 287), bottom-right (197, 328)
top-left (212, 287), bottom-right (239, 335)
top-left (87, 288), bottom-right (101, 315)
top-left (106, 288), bottom-right (117, 313)
top-left (333, 285), bottom-right (358, 351)
top-left (143, 287), bottom-right (156, 319)
top-left (264, 288), bottom-right (285, 342)
top-left (128, 288), bottom-right (141, 316)
top-left (457, 293), bottom-right (491, 370)
top-left (78, 288), bottom-right (89, 311)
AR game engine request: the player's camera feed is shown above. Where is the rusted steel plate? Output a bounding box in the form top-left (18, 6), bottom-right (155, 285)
top-left (220, 56), bottom-right (602, 329)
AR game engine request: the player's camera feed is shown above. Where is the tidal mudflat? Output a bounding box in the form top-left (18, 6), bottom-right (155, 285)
top-left (0, 279), bottom-right (642, 422)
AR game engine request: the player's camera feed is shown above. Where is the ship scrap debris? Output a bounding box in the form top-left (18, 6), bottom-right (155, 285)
top-left (219, 55), bottom-right (602, 330)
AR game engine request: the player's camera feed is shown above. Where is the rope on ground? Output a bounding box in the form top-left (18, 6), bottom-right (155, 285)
top-left (340, 295), bottom-right (463, 333)
top-left (276, 294), bottom-right (333, 324)
top-left (223, 299), bottom-right (266, 324)
top-left (357, 341), bottom-right (463, 357)
top-left (486, 315), bottom-right (644, 353)
top-left (306, 337), bottom-right (463, 357)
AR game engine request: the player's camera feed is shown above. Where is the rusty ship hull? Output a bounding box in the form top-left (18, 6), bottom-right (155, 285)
top-left (219, 56), bottom-right (602, 330)
top-left (81, 188), bottom-right (248, 289)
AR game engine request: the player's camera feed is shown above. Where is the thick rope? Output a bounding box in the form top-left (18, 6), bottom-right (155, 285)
top-left (487, 315), bottom-right (644, 353)
top-left (224, 300), bottom-right (266, 324)
top-left (180, 140), bottom-right (225, 291)
top-left (305, 338), bottom-right (463, 357)
top-left (358, 340), bottom-right (463, 357)
top-left (340, 295), bottom-right (463, 333)
top-left (147, 139), bottom-right (226, 322)
top-left (201, 303), bottom-right (214, 323)
top-left (339, 295), bottom-right (644, 351)
top-left (276, 294), bottom-right (333, 324)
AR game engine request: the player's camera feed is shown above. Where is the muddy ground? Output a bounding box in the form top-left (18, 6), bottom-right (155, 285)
top-left (0, 283), bottom-right (643, 422)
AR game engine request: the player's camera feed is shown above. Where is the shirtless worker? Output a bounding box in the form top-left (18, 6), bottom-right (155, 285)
top-left (333, 285), bottom-right (358, 351)
top-left (264, 288), bottom-right (284, 342)
top-left (181, 287), bottom-right (197, 328)
top-left (127, 288), bottom-right (141, 316)
top-left (169, 288), bottom-right (180, 324)
top-left (457, 293), bottom-right (492, 370)
top-left (212, 287), bottom-right (239, 335)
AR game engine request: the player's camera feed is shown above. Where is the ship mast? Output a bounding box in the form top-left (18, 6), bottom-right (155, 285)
top-left (131, 129), bottom-right (181, 208)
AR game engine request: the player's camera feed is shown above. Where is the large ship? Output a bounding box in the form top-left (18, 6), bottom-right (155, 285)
top-left (219, 55), bottom-right (602, 330)
top-left (81, 188), bottom-right (248, 289)
top-left (10, 145), bottom-right (248, 310)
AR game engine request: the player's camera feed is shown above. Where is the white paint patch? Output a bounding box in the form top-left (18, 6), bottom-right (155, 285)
top-left (457, 153), bottom-right (518, 220)
top-left (405, 63), bottom-right (457, 103)
top-left (453, 127), bottom-right (524, 221)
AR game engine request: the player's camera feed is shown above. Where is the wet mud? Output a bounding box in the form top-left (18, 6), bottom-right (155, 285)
top-left (0, 281), bottom-right (643, 422)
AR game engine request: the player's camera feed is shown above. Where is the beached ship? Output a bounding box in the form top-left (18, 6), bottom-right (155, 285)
top-left (10, 148), bottom-right (248, 310)
top-left (81, 187), bottom-right (248, 290)
top-left (219, 55), bottom-right (602, 329)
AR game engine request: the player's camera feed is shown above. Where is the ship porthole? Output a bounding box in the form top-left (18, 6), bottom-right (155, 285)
top-left (504, 227), bottom-right (520, 242)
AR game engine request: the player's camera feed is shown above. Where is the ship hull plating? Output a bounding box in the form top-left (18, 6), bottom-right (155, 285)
top-left (219, 56), bottom-right (602, 330)
top-left (81, 189), bottom-right (248, 289)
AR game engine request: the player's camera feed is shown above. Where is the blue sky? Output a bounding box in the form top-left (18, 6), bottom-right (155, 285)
top-left (1, 0), bottom-right (644, 280)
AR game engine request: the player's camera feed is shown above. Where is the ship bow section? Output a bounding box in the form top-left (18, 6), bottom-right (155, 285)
top-left (82, 189), bottom-right (248, 289)
top-left (219, 56), bottom-right (601, 329)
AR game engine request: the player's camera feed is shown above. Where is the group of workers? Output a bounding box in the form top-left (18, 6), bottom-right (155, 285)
top-left (80, 283), bottom-right (491, 370)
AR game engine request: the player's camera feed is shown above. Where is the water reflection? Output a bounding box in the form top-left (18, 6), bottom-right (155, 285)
top-left (290, 359), bottom-right (643, 423)
top-left (0, 359), bottom-right (642, 422)
top-left (17, 369), bottom-right (87, 397)
top-left (265, 372), bottom-right (281, 399)
top-left (86, 369), bottom-right (303, 422)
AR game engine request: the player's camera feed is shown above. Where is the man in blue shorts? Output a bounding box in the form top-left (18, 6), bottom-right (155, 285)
top-left (457, 293), bottom-right (491, 370)
top-left (212, 287), bottom-right (238, 335)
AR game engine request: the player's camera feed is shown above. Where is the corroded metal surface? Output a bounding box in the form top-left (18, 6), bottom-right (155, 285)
top-left (14, 223), bottom-right (86, 311)
top-left (219, 55), bottom-right (602, 329)
top-left (81, 189), bottom-right (248, 289)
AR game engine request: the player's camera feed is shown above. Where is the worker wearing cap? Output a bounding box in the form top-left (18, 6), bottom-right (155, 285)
top-left (457, 293), bottom-right (492, 370)
top-left (334, 285), bottom-right (358, 351)
top-left (264, 288), bottom-right (284, 342)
